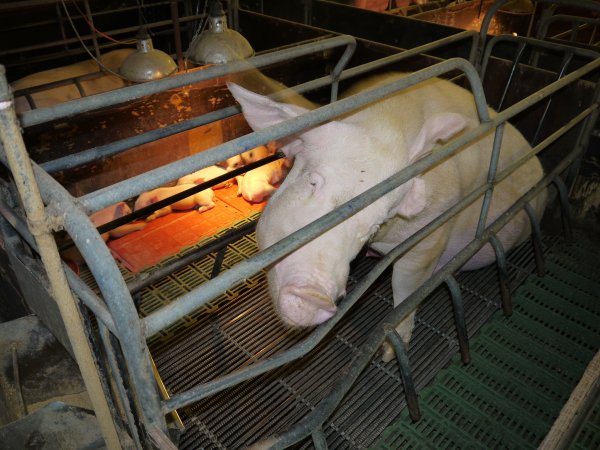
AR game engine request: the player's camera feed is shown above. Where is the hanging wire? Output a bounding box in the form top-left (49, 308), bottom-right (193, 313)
top-left (70, 0), bottom-right (137, 45)
top-left (184, 0), bottom-right (210, 63)
top-left (60, 0), bottom-right (134, 80)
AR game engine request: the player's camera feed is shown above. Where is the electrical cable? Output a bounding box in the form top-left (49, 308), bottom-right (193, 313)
top-left (69, 0), bottom-right (137, 45)
top-left (60, 0), bottom-right (132, 80)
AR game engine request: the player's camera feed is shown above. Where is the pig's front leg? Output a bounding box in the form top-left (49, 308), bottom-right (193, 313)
top-left (146, 206), bottom-right (173, 222)
top-left (235, 175), bottom-right (244, 196)
top-left (379, 228), bottom-right (448, 362)
top-left (196, 203), bottom-right (215, 214)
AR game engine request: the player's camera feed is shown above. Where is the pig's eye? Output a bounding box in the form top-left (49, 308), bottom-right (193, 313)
top-left (307, 172), bottom-right (324, 193)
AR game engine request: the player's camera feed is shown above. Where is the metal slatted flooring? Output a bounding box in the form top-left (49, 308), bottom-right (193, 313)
top-left (372, 232), bottom-right (600, 449)
top-left (108, 221), bottom-right (566, 450)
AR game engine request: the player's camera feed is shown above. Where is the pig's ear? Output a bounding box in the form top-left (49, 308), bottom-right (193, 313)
top-left (115, 202), bottom-right (129, 217)
top-left (227, 82), bottom-right (311, 158)
top-left (408, 112), bottom-right (468, 163)
top-left (227, 83), bottom-right (309, 130)
top-left (391, 112), bottom-right (468, 218)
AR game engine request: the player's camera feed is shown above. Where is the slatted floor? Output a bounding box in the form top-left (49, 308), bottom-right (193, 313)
top-left (372, 232), bottom-right (600, 449)
top-left (78, 225), bottom-right (599, 449)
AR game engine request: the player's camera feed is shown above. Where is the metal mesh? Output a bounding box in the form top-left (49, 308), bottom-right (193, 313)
top-left (125, 224), bottom-right (564, 449)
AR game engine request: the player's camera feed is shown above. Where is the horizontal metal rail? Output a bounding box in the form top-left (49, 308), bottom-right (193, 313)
top-left (18, 34), bottom-right (356, 128)
top-left (480, 34), bottom-right (600, 81)
top-left (254, 139), bottom-right (581, 450)
top-left (1, 14), bottom-right (202, 60)
top-left (476, 0), bottom-right (600, 67)
top-left (539, 14), bottom-right (600, 44)
top-left (40, 29), bottom-right (476, 175)
top-left (141, 56), bottom-right (490, 337)
top-left (157, 55), bottom-right (600, 413)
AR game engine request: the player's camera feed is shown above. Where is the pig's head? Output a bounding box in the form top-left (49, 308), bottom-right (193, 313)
top-left (227, 81), bottom-right (467, 328)
top-left (241, 145), bottom-right (271, 165)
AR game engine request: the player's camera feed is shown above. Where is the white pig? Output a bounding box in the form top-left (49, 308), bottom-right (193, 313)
top-left (236, 158), bottom-right (291, 203)
top-left (240, 145), bottom-right (273, 165)
top-left (217, 155), bottom-right (245, 172)
top-left (90, 201), bottom-right (146, 242)
top-left (216, 145), bottom-right (273, 172)
top-left (134, 184), bottom-right (215, 222)
top-left (177, 165), bottom-right (230, 188)
top-left (227, 73), bottom-right (547, 362)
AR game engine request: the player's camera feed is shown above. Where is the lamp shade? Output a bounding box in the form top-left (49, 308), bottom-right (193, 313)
top-left (120, 28), bottom-right (177, 82)
top-left (186, 1), bottom-right (254, 65)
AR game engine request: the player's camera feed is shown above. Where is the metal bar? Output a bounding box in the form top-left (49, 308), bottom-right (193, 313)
top-left (384, 325), bottom-right (421, 422)
top-left (41, 31), bottom-right (474, 175)
top-left (210, 247), bottom-right (227, 279)
top-left (475, 123), bottom-right (505, 239)
top-left (311, 427), bottom-right (328, 450)
top-left (18, 34), bottom-right (357, 128)
top-left (539, 14), bottom-right (600, 41)
top-left (98, 322), bottom-right (143, 449)
top-left (127, 220), bottom-right (256, 294)
top-left (478, 0), bottom-right (600, 56)
top-left (0, 14), bottom-right (205, 59)
top-left (489, 235), bottom-right (511, 317)
top-left (170, 0), bottom-right (185, 72)
top-left (480, 35), bottom-right (600, 83)
top-left (145, 55), bottom-right (600, 338)
top-left (12, 71), bottom-right (112, 97)
top-left (532, 52), bottom-right (574, 147)
top-left (0, 65), bottom-right (122, 449)
top-left (553, 176), bottom-right (574, 244)
top-left (524, 203), bottom-right (545, 278)
top-left (57, 194), bottom-right (166, 432)
top-left (445, 277), bottom-right (470, 365)
top-left (0, 115), bottom-right (167, 432)
top-left (160, 56), bottom-right (600, 414)
top-left (329, 36), bottom-right (356, 103)
top-left (496, 41), bottom-right (527, 111)
top-left (83, 0), bottom-right (101, 64)
top-left (11, 344), bottom-right (28, 418)
top-left (142, 57), bottom-right (491, 337)
top-left (0, 197), bottom-right (118, 334)
top-left (249, 138), bottom-right (574, 450)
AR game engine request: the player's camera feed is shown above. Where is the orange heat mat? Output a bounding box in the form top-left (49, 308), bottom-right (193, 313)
top-left (107, 184), bottom-right (266, 273)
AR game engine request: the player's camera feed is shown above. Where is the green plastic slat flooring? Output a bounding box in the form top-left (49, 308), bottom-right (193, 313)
top-left (372, 234), bottom-right (600, 449)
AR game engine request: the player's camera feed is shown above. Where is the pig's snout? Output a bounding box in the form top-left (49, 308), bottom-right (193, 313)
top-left (277, 285), bottom-right (337, 327)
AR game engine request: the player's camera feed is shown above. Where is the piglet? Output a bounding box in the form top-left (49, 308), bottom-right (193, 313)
top-left (217, 145), bottom-right (274, 172)
top-left (240, 145), bottom-right (272, 165)
top-left (217, 155), bottom-right (244, 172)
top-left (134, 184), bottom-right (215, 221)
top-left (90, 202), bottom-right (146, 242)
top-left (236, 158), bottom-right (291, 203)
top-left (177, 165), bottom-right (230, 189)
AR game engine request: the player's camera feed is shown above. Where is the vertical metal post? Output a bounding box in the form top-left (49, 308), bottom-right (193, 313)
top-left (384, 325), bottom-right (421, 422)
top-left (553, 176), bottom-right (574, 244)
top-left (311, 427), bottom-right (328, 450)
top-left (476, 123), bottom-right (506, 239)
top-left (99, 322), bottom-right (143, 448)
top-left (497, 41), bottom-right (527, 111)
top-left (0, 65), bottom-right (122, 450)
top-left (524, 203), bottom-right (545, 277)
top-left (445, 277), bottom-right (470, 365)
top-left (489, 235), bottom-right (512, 316)
top-left (171, 0), bottom-right (185, 71)
top-left (83, 0), bottom-right (102, 63)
